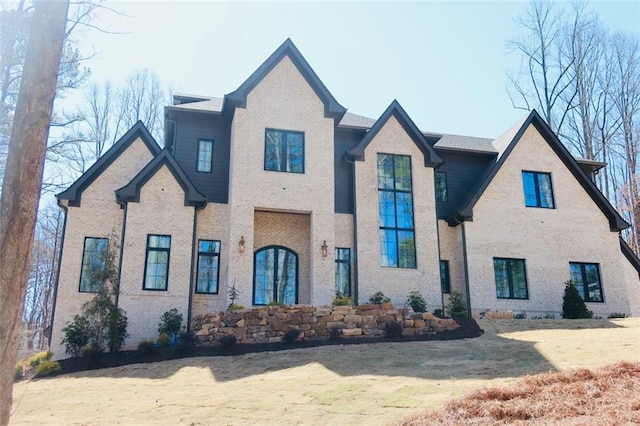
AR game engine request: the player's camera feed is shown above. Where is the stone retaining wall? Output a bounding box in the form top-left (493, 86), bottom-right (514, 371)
top-left (192, 303), bottom-right (459, 344)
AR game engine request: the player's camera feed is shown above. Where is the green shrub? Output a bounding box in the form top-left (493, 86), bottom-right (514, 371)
top-left (14, 364), bottom-right (25, 381)
top-left (562, 281), bottom-right (593, 319)
top-left (158, 308), bottom-right (183, 336)
top-left (80, 343), bottom-right (102, 358)
top-left (218, 334), bottom-right (237, 348)
top-left (178, 330), bottom-right (199, 347)
top-left (27, 351), bottom-right (52, 367)
top-left (332, 295), bottom-right (352, 306)
top-left (61, 314), bottom-right (91, 357)
top-left (329, 326), bottom-right (343, 339)
top-left (384, 321), bottom-right (403, 338)
top-left (157, 333), bottom-right (171, 346)
top-left (447, 291), bottom-right (467, 318)
top-left (608, 312), bottom-right (628, 319)
top-left (283, 329), bottom-right (301, 344)
top-left (433, 308), bottom-right (444, 317)
top-left (137, 339), bottom-right (156, 356)
top-left (227, 303), bottom-right (245, 311)
top-left (35, 361), bottom-right (62, 377)
top-left (407, 290), bottom-right (427, 313)
top-left (369, 291), bottom-right (391, 305)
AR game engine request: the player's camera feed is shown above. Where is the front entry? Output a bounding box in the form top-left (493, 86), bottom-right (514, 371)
top-left (253, 246), bottom-right (298, 305)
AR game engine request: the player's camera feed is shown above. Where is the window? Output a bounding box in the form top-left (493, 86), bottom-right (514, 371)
top-left (440, 260), bottom-right (451, 293)
top-left (569, 262), bottom-right (603, 302)
top-left (264, 129), bottom-right (304, 173)
top-left (435, 171), bottom-right (448, 202)
top-left (335, 248), bottom-right (351, 297)
top-left (522, 171), bottom-right (555, 208)
top-left (143, 235), bottom-right (171, 290)
top-left (377, 153), bottom-right (416, 268)
top-left (197, 139), bottom-right (213, 172)
top-left (493, 258), bottom-right (528, 299)
top-left (79, 237), bottom-right (109, 293)
top-left (253, 246), bottom-right (298, 305)
top-left (196, 240), bottom-right (220, 294)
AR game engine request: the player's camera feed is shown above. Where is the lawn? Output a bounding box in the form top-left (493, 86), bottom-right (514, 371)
top-left (10, 318), bottom-right (640, 425)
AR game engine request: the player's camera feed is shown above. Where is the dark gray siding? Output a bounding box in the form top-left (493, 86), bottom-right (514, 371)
top-left (172, 113), bottom-right (230, 203)
top-left (335, 128), bottom-right (365, 214)
top-left (434, 150), bottom-right (496, 221)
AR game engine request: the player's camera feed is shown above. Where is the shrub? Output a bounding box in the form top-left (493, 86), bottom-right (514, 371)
top-left (218, 334), bottom-right (237, 349)
top-left (158, 308), bottom-right (183, 336)
top-left (157, 333), bottom-right (171, 346)
top-left (227, 303), bottom-right (245, 311)
top-left (384, 321), bottom-right (403, 338)
top-left (562, 281), bottom-right (593, 319)
top-left (80, 343), bottom-right (103, 358)
top-left (332, 295), bottom-right (352, 306)
top-left (178, 330), bottom-right (199, 347)
top-left (514, 312), bottom-right (527, 319)
top-left (369, 291), bottom-right (391, 305)
top-left (434, 308), bottom-right (444, 318)
top-left (608, 312), bottom-right (628, 319)
top-left (35, 361), bottom-right (62, 377)
top-left (447, 291), bottom-right (467, 318)
top-left (61, 314), bottom-right (91, 357)
top-left (407, 290), bottom-right (427, 313)
top-left (283, 329), bottom-right (301, 344)
top-left (329, 326), bottom-right (343, 339)
top-left (137, 339), bottom-right (156, 356)
top-left (28, 351), bottom-right (52, 367)
top-left (14, 364), bottom-right (25, 381)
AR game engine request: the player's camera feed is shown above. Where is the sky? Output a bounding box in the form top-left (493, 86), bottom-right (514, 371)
top-left (73, 0), bottom-right (640, 139)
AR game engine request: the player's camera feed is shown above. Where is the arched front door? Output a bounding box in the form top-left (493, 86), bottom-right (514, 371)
top-left (253, 246), bottom-right (298, 305)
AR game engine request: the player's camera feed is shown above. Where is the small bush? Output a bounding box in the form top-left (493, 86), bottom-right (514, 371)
top-left (227, 303), bottom-right (245, 311)
top-left (137, 339), bottom-right (156, 356)
top-left (562, 281), bottom-right (593, 319)
top-left (157, 332), bottom-right (171, 346)
top-left (434, 308), bottom-right (444, 318)
top-left (329, 326), bottom-right (343, 339)
top-left (80, 343), bottom-right (102, 358)
top-left (514, 312), bottom-right (527, 319)
top-left (447, 291), bottom-right (467, 318)
top-left (608, 312), bottom-right (628, 319)
top-left (158, 308), bottom-right (183, 336)
top-left (369, 291), bottom-right (391, 305)
top-left (178, 330), bottom-right (199, 347)
top-left (283, 329), bottom-right (301, 344)
top-left (35, 361), bottom-right (62, 377)
top-left (218, 334), bottom-right (237, 349)
top-left (384, 321), bottom-right (403, 338)
top-left (332, 295), bottom-right (352, 306)
top-left (14, 364), bottom-right (25, 381)
top-left (407, 290), bottom-right (427, 313)
top-left (61, 314), bottom-right (91, 357)
top-left (28, 351), bottom-right (52, 367)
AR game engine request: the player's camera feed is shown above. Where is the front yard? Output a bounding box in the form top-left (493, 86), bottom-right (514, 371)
top-left (10, 318), bottom-right (640, 425)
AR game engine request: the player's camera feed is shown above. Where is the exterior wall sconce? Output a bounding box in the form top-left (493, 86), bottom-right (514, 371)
top-left (239, 236), bottom-right (245, 254)
top-left (321, 240), bottom-right (328, 258)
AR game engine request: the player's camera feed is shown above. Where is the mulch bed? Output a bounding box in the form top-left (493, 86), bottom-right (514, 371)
top-left (56, 317), bottom-right (483, 375)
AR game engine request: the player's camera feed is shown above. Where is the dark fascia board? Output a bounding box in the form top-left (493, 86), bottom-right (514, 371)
top-left (457, 110), bottom-right (629, 232)
top-left (347, 100), bottom-right (445, 168)
top-left (57, 121), bottom-right (161, 207)
top-left (434, 146), bottom-right (499, 157)
top-left (115, 149), bottom-right (206, 208)
top-left (223, 38), bottom-right (346, 120)
top-left (620, 237), bottom-right (640, 279)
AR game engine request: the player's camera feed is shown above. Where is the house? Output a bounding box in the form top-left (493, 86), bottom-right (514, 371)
top-left (49, 39), bottom-right (640, 357)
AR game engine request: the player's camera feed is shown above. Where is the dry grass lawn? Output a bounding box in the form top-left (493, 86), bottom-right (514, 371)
top-left (10, 318), bottom-right (640, 425)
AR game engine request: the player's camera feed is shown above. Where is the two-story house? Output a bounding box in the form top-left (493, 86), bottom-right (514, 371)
top-left (49, 39), bottom-right (640, 357)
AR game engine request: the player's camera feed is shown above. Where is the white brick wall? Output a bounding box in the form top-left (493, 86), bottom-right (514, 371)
top-left (465, 124), bottom-right (633, 317)
top-left (354, 115), bottom-right (441, 309)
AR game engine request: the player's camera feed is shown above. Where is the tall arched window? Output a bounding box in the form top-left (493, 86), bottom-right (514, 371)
top-left (253, 246), bottom-right (298, 305)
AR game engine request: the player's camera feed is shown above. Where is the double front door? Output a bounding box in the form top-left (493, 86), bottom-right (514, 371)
top-left (253, 246), bottom-right (298, 305)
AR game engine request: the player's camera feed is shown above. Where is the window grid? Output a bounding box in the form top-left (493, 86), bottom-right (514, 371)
top-left (264, 129), bottom-right (305, 173)
top-left (197, 139), bottom-right (213, 173)
top-left (493, 257), bottom-right (529, 299)
top-left (335, 248), bottom-right (351, 297)
top-left (522, 171), bottom-right (555, 208)
top-left (435, 171), bottom-right (448, 202)
top-left (143, 234), bottom-right (171, 291)
top-left (196, 240), bottom-right (221, 294)
top-left (377, 154), bottom-right (416, 269)
top-left (569, 262), bottom-right (604, 302)
top-left (79, 237), bottom-right (109, 293)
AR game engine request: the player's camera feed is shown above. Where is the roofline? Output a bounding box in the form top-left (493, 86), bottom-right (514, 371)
top-left (224, 38), bottom-right (346, 120)
top-left (348, 100), bottom-right (445, 168)
top-left (165, 105), bottom-right (222, 116)
top-left (56, 122), bottom-right (162, 207)
top-left (620, 237), bottom-right (640, 279)
top-left (434, 146), bottom-right (499, 156)
top-left (457, 110), bottom-right (629, 232)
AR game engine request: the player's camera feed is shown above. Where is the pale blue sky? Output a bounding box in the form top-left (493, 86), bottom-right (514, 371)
top-left (78, 1), bottom-right (640, 139)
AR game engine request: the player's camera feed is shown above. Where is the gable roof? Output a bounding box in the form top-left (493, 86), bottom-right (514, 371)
top-left (348, 100), bottom-right (445, 168)
top-left (115, 149), bottom-right (206, 207)
top-left (457, 110), bottom-right (629, 232)
top-left (57, 121), bottom-right (161, 207)
top-left (620, 237), bottom-right (640, 279)
top-left (224, 38), bottom-right (346, 120)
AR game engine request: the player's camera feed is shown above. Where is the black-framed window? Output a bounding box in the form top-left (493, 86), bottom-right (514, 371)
top-left (143, 235), bottom-right (171, 291)
top-left (522, 171), bottom-right (555, 208)
top-left (377, 153), bottom-right (416, 268)
top-left (435, 171), bottom-right (448, 202)
top-left (440, 260), bottom-right (451, 293)
top-left (196, 240), bottom-right (220, 294)
top-left (335, 248), bottom-right (351, 297)
top-left (253, 246), bottom-right (298, 305)
top-left (79, 237), bottom-right (109, 293)
top-left (197, 139), bottom-right (214, 173)
top-left (569, 262), bottom-right (604, 302)
top-left (264, 129), bottom-right (304, 173)
top-left (493, 258), bottom-right (528, 299)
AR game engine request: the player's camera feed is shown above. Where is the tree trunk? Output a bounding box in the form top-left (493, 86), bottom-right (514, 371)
top-left (0, 1), bottom-right (68, 424)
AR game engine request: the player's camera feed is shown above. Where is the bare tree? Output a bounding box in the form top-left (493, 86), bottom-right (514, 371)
top-left (118, 68), bottom-right (166, 143)
top-left (0, 1), bottom-right (68, 424)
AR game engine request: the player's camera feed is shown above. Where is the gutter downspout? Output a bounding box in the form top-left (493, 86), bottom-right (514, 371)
top-left (48, 201), bottom-right (68, 349)
top-left (344, 152), bottom-right (359, 304)
top-left (115, 200), bottom-right (128, 308)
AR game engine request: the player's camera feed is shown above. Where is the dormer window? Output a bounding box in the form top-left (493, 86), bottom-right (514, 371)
top-left (264, 129), bottom-right (304, 173)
